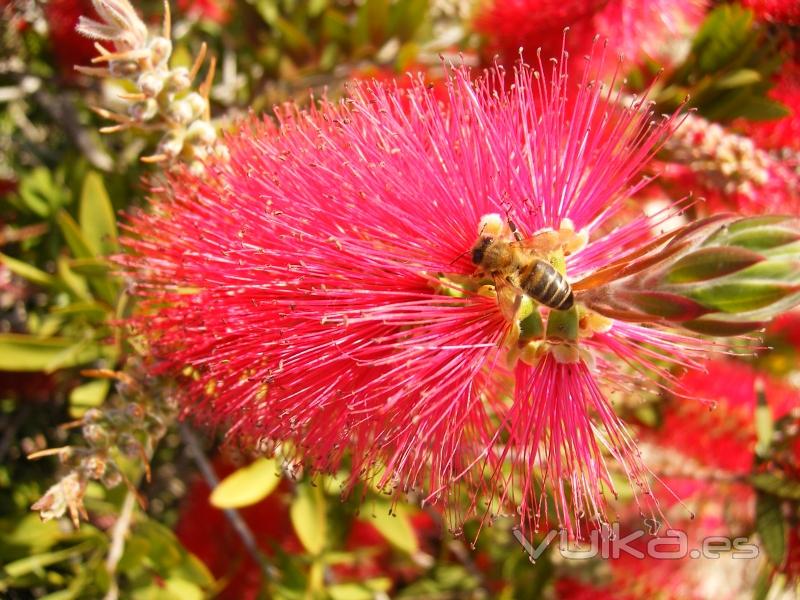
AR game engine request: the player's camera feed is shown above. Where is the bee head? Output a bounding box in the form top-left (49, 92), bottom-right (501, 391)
top-left (471, 236), bottom-right (494, 265)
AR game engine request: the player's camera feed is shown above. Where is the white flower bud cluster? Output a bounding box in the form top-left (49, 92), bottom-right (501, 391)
top-left (76, 0), bottom-right (221, 172)
top-left (666, 113), bottom-right (771, 197)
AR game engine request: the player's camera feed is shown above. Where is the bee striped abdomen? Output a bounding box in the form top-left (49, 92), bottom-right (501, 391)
top-left (520, 259), bottom-right (574, 311)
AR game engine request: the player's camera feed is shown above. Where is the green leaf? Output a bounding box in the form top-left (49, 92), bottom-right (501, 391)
top-left (664, 246), bottom-right (763, 284)
top-left (69, 379), bottom-right (111, 416)
top-left (0, 253), bottom-right (58, 289)
top-left (16, 167), bottom-right (69, 218)
top-left (754, 380), bottom-right (772, 458)
top-left (688, 281), bottom-right (800, 314)
top-left (727, 96), bottom-right (791, 121)
top-left (622, 290), bottom-right (711, 320)
top-left (681, 317), bottom-right (766, 336)
top-left (3, 541), bottom-right (94, 578)
top-left (368, 502), bottom-right (419, 555)
top-left (67, 257), bottom-right (112, 278)
top-left (726, 226), bottom-right (800, 251)
top-left (750, 473), bottom-right (800, 500)
top-left (57, 211), bottom-right (95, 259)
top-left (328, 578), bottom-right (392, 600)
top-left (364, 0), bottom-right (389, 45)
top-left (290, 482), bottom-right (327, 555)
top-left (57, 256), bottom-right (92, 301)
top-left (693, 5), bottom-right (754, 74)
top-left (755, 492), bottom-right (786, 567)
top-left (716, 68), bottom-right (761, 89)
top-left (0, 333), bottom-right (114, 372)
top-left (79, 172), bottom-right (119, 255)
top-left (209, 457), bottom-right (282, 509)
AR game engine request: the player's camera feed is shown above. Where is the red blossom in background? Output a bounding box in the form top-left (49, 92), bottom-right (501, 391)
top-left (475, 0), bottom-right (706, 69)
top-left (45, 0), bottom-right (98, 79)
top-left (122, 47), bottom-right (724, 538)
top-left (176, 0), bottom-right (231, 24)
top-left (741, 0), bottom-right (800, 24)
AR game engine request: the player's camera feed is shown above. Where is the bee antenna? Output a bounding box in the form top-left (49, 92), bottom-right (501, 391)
top-left (449, 248), bottom-right (471, 266)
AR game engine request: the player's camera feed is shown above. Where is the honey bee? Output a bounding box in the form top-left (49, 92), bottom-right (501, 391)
top-left (470, 215), bottom-right (574, 311)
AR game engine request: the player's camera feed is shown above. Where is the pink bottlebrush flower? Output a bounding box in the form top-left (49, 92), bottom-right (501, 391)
top-left (742, 0), bottom-right (800, 25)
top-left (123, 48), bottom-right (719, 538)
top-left (475, 0), bottom-right (706, 71)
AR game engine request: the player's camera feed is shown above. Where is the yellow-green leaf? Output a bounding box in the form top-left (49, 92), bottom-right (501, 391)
top-left (290, 482), bottom-right (327, 555)
top-left (368, 502), bottom-right (419, 555)
top-left (79, 171), bottom-right (119, 255)
top-left (0, 333), bottom-right (114, 372)
top-left (69, 379), bottom-right (111, 417)
top-left (57, 210), bottom-right (95, 259)
top-left (0, 253), bottom-right (58, 289)
top-left (210, 458), bottom-right (282, 509)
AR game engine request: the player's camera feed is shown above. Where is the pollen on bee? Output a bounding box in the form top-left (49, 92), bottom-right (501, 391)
top-left (478, 213), bottom-right (505, 237)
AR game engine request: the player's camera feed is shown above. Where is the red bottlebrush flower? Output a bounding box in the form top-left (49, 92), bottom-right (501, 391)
top-left (45, 0), bottom-right (99, 79)
top-left (123, 48), bottom-right (718, 538)
top-left (475, 0), bottom-right (706, 70)
top-left (742, 0), bottom-right (800, 24)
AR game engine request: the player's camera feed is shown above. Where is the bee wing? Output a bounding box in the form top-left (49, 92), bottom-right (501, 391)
top-left (492, 274), bottom-right (525, 322)
top-left (510, 229), bottom-right (561, 255)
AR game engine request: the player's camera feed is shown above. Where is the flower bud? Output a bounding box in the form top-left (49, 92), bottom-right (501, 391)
top-left (129, 98), bottom-right (159, 121)
top-left (158, 131), bottom-right (185, 159)
top-left (185, 92), bottom-right (208, 119)
top-left (137, 72), bottom-right (164, 98)
top-left (148, 37), bottom-right (172, 68)
top-left (168, 100), bottom-right (194, 125)
top-left (186, 120), bottom-right (216, 146)
top-left (165, 67), bottom-right (191, 93)
top-left (583, 216), bottom-right (800, 335)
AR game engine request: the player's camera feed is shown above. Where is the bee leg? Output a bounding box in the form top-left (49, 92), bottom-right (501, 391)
top-left (507, 217), bottom-right (523, 242)
top-left (506, 276), bottom-right (523, 314)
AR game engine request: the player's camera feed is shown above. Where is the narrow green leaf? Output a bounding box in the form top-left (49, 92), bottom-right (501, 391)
top-left (328, 578), bottom-right (392, 600)
top-left (716, 68), bottom-right (761, 89)
top-left (369, 502), bottom-right (419, 555)
top-left (0, 334), bottom-right (114, 372)
top-left (622, 290), bottom-right (711, 320)
top-left (57, 211), bottom-right (95, 259)
top-left (728, 96), bottom-right (791, 121)
top-left (756, 492), bottom-right (786, 566)
top-left (681, 316), bottom-right (765, 336)
top-left (664, 246), bottom-right (763, 284)
top-left (67, 257), bottom-right (112, 278)
top-left (57, 256), bottom-right (92, 302)
top-left (290, 482), bottom-right (327, 555)
top-left (209, 458), bottom-right (282, 509)
top-left (750, 473), bottom-right (800, 500)
top-left (726, 227), bottom-right (800, 251)
top-left (0, 253), bottom-right (58, 289)
top-left (689, 281), bottom-right (800, 314)
top-left (79, 171), bottom-right (119, 255)
top-left (69, 379), bottom-right (111, 413)
top-left (3, 541), bottom-right (94, 577)
top-left (754, 379), bottom-right (773, 458)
